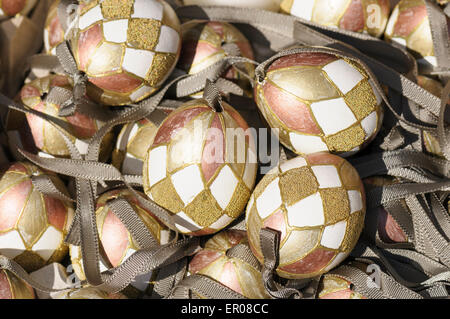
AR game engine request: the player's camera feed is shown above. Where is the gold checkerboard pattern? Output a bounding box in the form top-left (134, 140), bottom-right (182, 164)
top-left (143, 100), bottom-right (257, 236)
top-left (246, 153), bottom-right (366, 279)
top-left (73, 0), bottom-right (181, 106)
top-left (255, 52), bottom-right (384, 157)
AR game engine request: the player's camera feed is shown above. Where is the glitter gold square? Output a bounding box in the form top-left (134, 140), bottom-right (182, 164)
top-left (320, 188), bottom-right (350, 225)
top-left (344, 79), bottom-right (378, 120)
top-left (150, 177), bottom-right (184, 214)
top-left (225, 181), bottom-right (251, 218)
top-left (341, 211), bottom-right (364, 252)
top-left (101, 0), bottom-right (134, 19)
top-left (280, 167), bottom-right (319, 206)
top-left (184, 190), bottom-right (223, 227)
top-left (127, 19), bottom-right (162, 51)
top-left (147, 53), bottom-right (176, 86)
top-left (324, 125), bottom-right (365, 152)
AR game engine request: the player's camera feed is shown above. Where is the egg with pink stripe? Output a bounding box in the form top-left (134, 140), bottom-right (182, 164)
top-left (385, 0), bottom-right (450, 69)
top-left (143, 99), bottom-right (257, 236)
top-left (0, 162), bottom-right (74, 272)
top-left (178, 20), bottom-right (255, 97)
top-left (188, 230), bottom-right (270, 299)
top-left (43, 0), bottom-right (64, 55)
top-left (14, 74), bottom-right (114, 160)
top-left (246, 153), bottom-right (366, 279)
top-left (255, 50), bottom-right (384, 157)
top-left (280, 0), bottom-right (391, 37)
top-left (72, 0), bottom-right (181, 106)
top-left (69, 188), bottom-right (171, 298)
top-left (0, 269), bottom-right (35, 299)
top-left (0, 0), bottom-right (36, 19)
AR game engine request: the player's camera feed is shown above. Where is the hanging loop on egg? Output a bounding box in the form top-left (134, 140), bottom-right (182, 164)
top-left (202, 79), bottom-right (224, 112)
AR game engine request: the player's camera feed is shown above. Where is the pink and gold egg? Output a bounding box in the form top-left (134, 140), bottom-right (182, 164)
top-left (72, 0), bottom-right (182, 106)
top-left (0, 269), bottom-right (35, 299)
top-left (112, 109), bottom-right (171, 175)
top-left (16, 74), bottom-right (113, 159)
top-left (44, 0), bottom-right (65, 55)
top-left (179, 21), bottom-right (255, 97)
top-left (255, 51), bottom-right (384, 157)
top-left (188, 230), bottom-right (270, 299)
top-left (385, 0), bottom-right (450, 68)
top-left (246, 153), bottom-right (366, 279)
top-left (143, 99), bottom-right (257, 236)
top-left (363, 176), bottom-right (408, 244)
top-left (0, 0), bottom-right (37, 19)
top-left (0, 162), bottom-right (74, 272)
top-left (280, 0), bottom-right (391, 37)
top-left (70, 188), bottom-right (171, 297)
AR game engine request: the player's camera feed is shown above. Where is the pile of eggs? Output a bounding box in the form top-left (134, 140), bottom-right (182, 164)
top-left (0, 0), bottom-right (446, 300)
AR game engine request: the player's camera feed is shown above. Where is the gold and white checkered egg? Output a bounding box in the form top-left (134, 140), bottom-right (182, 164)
top-left (0, 162), bottom-right (74, 273)
top-left (112, 109), bottom-right (169, 176)
top-left (246, 153), bottom-right (366, 279)
top-left (70, 188), bottom-right (171, 295)
top-left (255, 51), bottom-right (384, 157)
top-left (0, 0), bottom-right (37, 19)
top-left (72, 0), bottom-right (181, 106)
top-left (280, 0), bottom-right (390, 37)
top-left (384, 0), bottom-right (444, 68)
top-left (143, 100), bottom-right (258, 236)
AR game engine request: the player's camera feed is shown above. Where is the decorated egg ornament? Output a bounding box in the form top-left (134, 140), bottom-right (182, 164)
top-left (188, 230), bottom-right (270, 299)
top-left (385, 0), bottom-right (450, 68)
top-left (0, 162), bottom-right (74, 272)
top-left (246, 153), bottom-right (366, 279)
top-left (70, 189), bottom-right (171, 296)
top-left (143, 99), bottom-right (257, 236)
top-left (280, 0), bottom-right (391, 37)
top-left (255, 51), bottom-right (384, 157)
top-left (72, 0), bottom-right (182, 106)
top-left (18, 75), bottom-right (113, 159)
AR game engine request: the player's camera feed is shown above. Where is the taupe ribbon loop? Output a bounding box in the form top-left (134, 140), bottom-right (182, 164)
top-left (170, 274), bottom-right (246, 299)
top-left (55, 41), bottom-right (89, 117)
top-left (259, 228), bottom-right (303, 299)
top-left (425, 0), bottom-right (450, 81)
top-left (31, 174), bottom-right (75, 203)
top-left (203, 79), bottom-right (224, 112)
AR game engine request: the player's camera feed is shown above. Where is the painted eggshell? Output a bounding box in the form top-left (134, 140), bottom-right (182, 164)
top-left (0, 269), bottom-right (35, 299)
top-left (255, 51), bottom-right (384, 157)
top-left (188, 230), bottom-right (270, 299)
top-left (16, 74), bottom-right (114, 159)
top-left (0, 162), bottom-right (74, 272)
top-left (385, 0), bottom-right (450, 68)
top-left (70, 188), bottom-right (171, 297)
top-left (246, 153), bottom-right (366, 279)
top-left (112, 109), bottom-right (171, 175)
top-left (72, 0), bottom-right (182, 106)
top-left (179, 20), bottom-right (255, 97)
top-left (143, 99), bottom-right (258, 236)
top-left (0, 0), bottom-right (37, 19)
top-left (281, 0), bottom-right (391, 37)
top-left (44, 0), bottom-right (65, 55)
